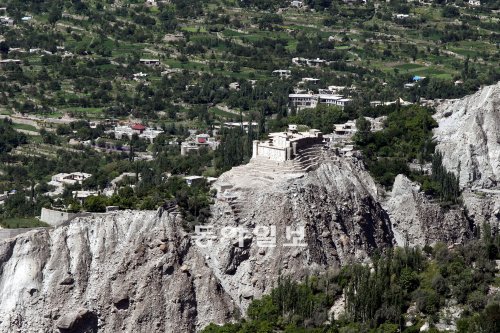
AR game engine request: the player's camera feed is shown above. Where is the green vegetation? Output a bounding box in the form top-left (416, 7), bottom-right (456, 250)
top-left (0, 217), bottom-right (48, 228)
top-left (202, 232), bottom-right (500, 333)
top-left (0, 119), bottom-right (27, 155)
top-left (0, 1), bottom-right (495, 214)
top-left (355, 105), bottom-right (436, 187)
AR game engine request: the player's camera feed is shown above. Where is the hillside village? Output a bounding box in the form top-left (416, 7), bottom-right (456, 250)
top-left (0, 0), bottom-right (498, 224)
top-left (0, 1), bottom-right (499, 332)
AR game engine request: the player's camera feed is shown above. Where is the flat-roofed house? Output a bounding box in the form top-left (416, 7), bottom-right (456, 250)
top-left (289, 93), bottom-right (317, 110)
top-left (139, 128), bottom-right (163, 143)
top-left (272, 69), bottom-right (291, 78)
top-left (181, 133), bottom-right (220, 155)
top-left (0, 59), bottom-right (22, 67)
top-left (318, 94), bottom-right (342, 106)
top-left (290, 0), bottom-right (304, 7)
top-left (139, 58), bottom-right (160, 66)
top-left (337, 98), bottom-right (352, 108)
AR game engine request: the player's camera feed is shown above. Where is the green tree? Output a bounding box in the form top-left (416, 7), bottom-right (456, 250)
top-left (83, 196), bottom-right (108, 212)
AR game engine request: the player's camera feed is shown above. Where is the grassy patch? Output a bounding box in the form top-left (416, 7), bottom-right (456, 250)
top-left (0, 217), bottom-right (49, 228)
top-left (209, 107), bottom-right (240, 119)
top-left (12, 123), bottom-right (38, 132)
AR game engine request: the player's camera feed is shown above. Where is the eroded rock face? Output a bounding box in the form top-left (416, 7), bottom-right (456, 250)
top-left (384, 175), bottom-right (473, 247)
top-left (433, 82), bottom-right (500, 189)
top-left (0, 155), bottom-right (396, 332)
top-left (0, 211), bottom-right (236, 333)
top-left (201, 154), bottom-right (394, 311)
top-left (433, 82), bottom-right (500, 230)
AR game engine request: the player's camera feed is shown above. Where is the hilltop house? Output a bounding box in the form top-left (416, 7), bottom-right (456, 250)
top-left (252, 126), bottom-right (323, 162)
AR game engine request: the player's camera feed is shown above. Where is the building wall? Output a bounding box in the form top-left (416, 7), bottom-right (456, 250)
top-left (294, 136), bottom-right (324, 152)
top-left (40, 208), bottom-right (78, 227)
top-left (256, 145), bottom-right (288, 162)
top-left (0, 228), bottom-right (40, 242)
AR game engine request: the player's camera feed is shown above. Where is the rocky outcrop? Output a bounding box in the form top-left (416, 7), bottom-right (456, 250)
top-left (433, 82), bottom-right (500, 189)
top-left (0, 84), bottom-right (498, 332)
top-left (385, 175), bottom-right (473, 247)
top-left (0, 153), bottom-right (395, 332)
top-left (0, 211), bottom-right (236, 333)
top-left (433, 83), bottom-right (500, 230)
top-left (202, 154), bottom-right (394, 311)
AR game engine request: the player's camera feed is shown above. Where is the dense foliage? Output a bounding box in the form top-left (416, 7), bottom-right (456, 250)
top-left (202, 232), bottom-right (500, 333)
top-left (0, 119), bottom-right (27, 155)
top-left (355, 105), bottom-right (436, 187)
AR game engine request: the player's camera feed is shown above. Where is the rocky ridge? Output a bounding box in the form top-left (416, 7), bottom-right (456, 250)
top-left (0, 84), bottom-right (499, 332)
top-left (434, 82), bottom-right (500, 189)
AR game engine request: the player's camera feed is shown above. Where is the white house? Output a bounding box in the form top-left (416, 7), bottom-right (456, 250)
top-left (292, 57), bottom-right (327, 67)
top-left (114, 123), bottom-right (162, 140)
top-left (183, 176), bottom-right (205, 187)
top-left (334, 121), bottom-right (357, 137)
top-left (272, 69), bottom-right (291, 78)
top-left (181, 134), bottom-right (220, 155)
top-left (290, 1), bottom-right (304, 8)
top-left (133, 72), bottom-right (148, 81)
top-left (50, 172), bottom-right (92, 186)
top-left (0, 59), bottom-right (22, 67)
top-left (468, 0), bottom-right (480, 6)
top-left (222, 121), bottom-right (259, 133)
top-left (300, 77), bottom-right (320, 85)
top-left (318, 94), bottom-right (343, 106)
top-left (139, 128), bottom-right (164, 143)
top-left (139, 58), bottom-right (160, 66)
top-left (47, 172), bottom-right (92, 197)
top-left (337, 98), bottom-right (352, 108)
top-left (0, 16), bottom-right (14, 26)
top-left (394, 14), bottom-right (410, 19)
top-left (289, 93), bottom-right (317, 110)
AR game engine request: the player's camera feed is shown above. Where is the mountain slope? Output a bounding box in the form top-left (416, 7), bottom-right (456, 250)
top-left (434, 82), bottom-right (500, 189)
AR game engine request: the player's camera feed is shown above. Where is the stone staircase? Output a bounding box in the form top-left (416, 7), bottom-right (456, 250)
top-left (214, 144), bottom-right (327, 223)
top-left (289, 144), bottom-right (325, 172)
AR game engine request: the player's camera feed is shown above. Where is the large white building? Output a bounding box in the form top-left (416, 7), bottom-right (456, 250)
top-left (139, 128), bottom-right (164, 143)
top-left (252, 126), bottom-right (324, 162)
top-left (289, 92), bottom-right (352, 111)
top-left (289, 93), bottom-right (318, 110)
top-left (292, 57), bottom-right (327, 67)
top-left (114, 124), bottom-right (163, 142)
top-left (222, 121), bottom-right (259, 133)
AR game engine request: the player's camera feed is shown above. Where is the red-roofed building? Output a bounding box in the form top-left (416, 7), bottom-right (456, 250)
top-left (131, 123), bottom-right (146, 134)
